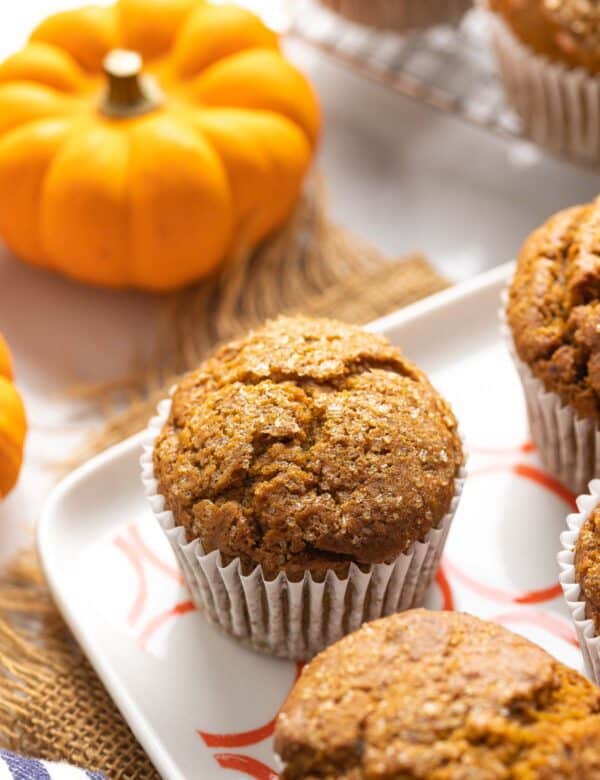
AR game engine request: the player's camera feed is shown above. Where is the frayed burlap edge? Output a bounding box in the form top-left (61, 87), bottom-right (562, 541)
top-left (0, 178), bottom-right (448, 776)
top-left (0, 549), bottom-right (159, 779)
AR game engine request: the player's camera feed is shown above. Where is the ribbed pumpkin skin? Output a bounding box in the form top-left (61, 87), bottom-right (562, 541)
top-left (0, 1), bottom-right (320, 291)
top-left (0, 335), bottom-right (26, 498)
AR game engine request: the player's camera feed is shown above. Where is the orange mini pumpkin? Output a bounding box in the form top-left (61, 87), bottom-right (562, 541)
top-left (0, 1), bottom-right (320, 291)
top-left (0, 335), bottom-right (26, 498)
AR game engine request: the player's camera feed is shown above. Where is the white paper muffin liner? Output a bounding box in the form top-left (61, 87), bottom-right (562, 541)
top-left (490, 14), bottom-right (600, 162)
top-left (559, 480), bottom-right (600, 683)
top-left (319, 0), bottom-right (471, 32)
top-left (140, 396), bottom-right (466, 660)
top-left (500, 290), bottom-right (600, 496)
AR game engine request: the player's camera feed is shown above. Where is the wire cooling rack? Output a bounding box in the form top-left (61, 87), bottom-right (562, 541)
top-left (287, 2), bottom-right (523, 142)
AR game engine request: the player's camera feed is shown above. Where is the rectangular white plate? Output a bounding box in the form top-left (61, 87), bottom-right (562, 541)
top-left (39, 262), bottom-right (581, 780)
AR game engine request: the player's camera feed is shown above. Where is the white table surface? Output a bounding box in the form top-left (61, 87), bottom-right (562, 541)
top-left (0, 0), bottom-right (599, 566)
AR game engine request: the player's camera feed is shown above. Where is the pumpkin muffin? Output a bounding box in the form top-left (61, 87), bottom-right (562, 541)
top-left (319, 0), bottom-right (471, 32)
top-left (489, 0), bottom-right (600, 161)
top-left (275, 609), bottom-right (600, 779)
top-left (144, 316), bottom-right (464, 658)
top-left (560, 482), bottom-right (600, 685)
top-left (575, 506), bottom-right (600, 630)
top-left (491, 0), bottom-right (600, 73)
top-left (506, 197), bottom-right (600, 493)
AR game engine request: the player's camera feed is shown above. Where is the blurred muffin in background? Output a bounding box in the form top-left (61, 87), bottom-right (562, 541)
top-left (490, 0), bottom-right (600, 161)
top-left (319, 0), bottom-right (472, 33)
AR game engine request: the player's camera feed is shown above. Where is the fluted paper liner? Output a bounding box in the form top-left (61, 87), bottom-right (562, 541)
top-left (490, 14), bottom-right (600, 162)
top-left (319, 0), bottom-right (471, 32)
top-left (141, 396), bottom-right (465, 660)
top-left (559, 480), bottom-right (600, 683)
top-left (500, 290), bottom-right (600, 495)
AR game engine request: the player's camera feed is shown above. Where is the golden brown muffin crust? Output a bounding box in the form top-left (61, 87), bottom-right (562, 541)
top-left (575, 505), bottom-right (600, 630)
top-left (153, 316), bottom-right (462, 580)
top-left (491, 0), bottom-right (600, 74)
top-left (507, 200), bottom-right (600, 423)
top-left (275, 609), bottom-right (600, 780)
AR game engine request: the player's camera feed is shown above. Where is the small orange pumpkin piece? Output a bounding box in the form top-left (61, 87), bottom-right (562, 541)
top-left (0, 1), bottom-right (320, 291)
top-left (0, 335), bottom-right (26, 498)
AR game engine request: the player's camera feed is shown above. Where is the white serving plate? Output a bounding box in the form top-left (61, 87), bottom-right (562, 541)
top-left (39, 261), bottom-right (581, 780)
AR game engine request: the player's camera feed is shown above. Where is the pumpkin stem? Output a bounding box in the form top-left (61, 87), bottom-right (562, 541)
top-left (100, 49), bottom-right (162, 118)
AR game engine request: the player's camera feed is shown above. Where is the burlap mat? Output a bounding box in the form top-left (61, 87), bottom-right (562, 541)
top-left (0, 180), bottom-right (448, 778)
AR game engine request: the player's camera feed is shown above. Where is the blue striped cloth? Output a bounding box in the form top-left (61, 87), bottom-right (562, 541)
top-left (0, 751), bottom-right (104, 779)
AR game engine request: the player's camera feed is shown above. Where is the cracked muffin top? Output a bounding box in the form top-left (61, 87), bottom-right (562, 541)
top-left (575, 505), bottom-right (600, 631)
top-left (507, 200), bottom-right (600, 423)
top-left (275, 609), bottom-right (600, 780)
top-left (153, 316), bottom-right (462, 580)
top-left (490, 0), bottom-right (600, 73)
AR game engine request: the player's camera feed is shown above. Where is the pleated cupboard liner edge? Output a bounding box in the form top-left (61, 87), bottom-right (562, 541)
top-left (141, 397), bottom-right (466, 661)
top-left (318, 0), bottom-right (471, 32)
top-left (559, 480), bottom-right (600, 684)
top-left (490, 13), bottom-right (600, 163)
top-left (500, 290), bottom-right (600, 496)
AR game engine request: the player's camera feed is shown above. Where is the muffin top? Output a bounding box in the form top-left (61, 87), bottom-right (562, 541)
top-left (575, 504), bottom-right (600, 630)
top-left (507, 199), bottom-right (600, 423)
top-left (491, 0), bottom-right (600, 73)
top-left (275, 609), bottom-right (600, 780)
top-left (153, 316), bottom-right (462, 580)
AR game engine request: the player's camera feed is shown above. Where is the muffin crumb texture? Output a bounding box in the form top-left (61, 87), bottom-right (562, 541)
top-left (508, 199), bottom-right (600, 423)
top-left (491, 0), bottom-right (600, 72)
top-left (153, 316), bottom-right (462, 580)
top-left (575, 505), bottom-right (600, 630)
top-left (275, 609), bottom-right (600, 779)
